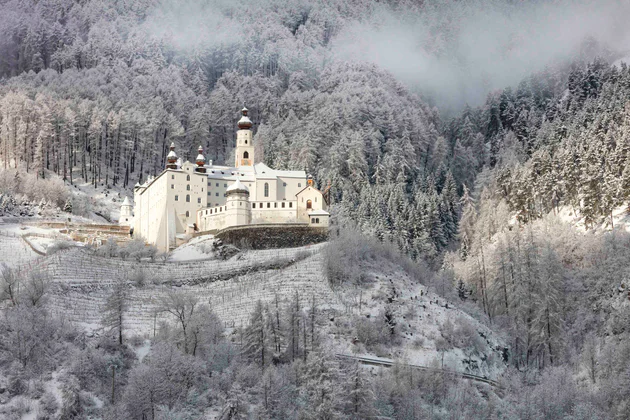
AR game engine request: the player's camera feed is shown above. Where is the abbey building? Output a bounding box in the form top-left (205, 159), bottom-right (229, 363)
top-left (124, 107), bottom-right (330, 251)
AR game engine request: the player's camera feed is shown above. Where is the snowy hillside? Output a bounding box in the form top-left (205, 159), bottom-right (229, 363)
top-left (24, 238), bottom-right (507, 382)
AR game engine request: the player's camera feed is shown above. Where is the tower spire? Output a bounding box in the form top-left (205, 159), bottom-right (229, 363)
top-left (235, 105), bottom-right (254, 167)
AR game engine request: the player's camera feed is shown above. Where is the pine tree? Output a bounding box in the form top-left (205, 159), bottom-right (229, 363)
top-left (102, 278), bottom-right (128, 346)
top-left (242, 300), bottom-right (268, 368)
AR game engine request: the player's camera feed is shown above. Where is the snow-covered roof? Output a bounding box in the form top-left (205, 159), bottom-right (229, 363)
top-left (226, 178), bottom-right (249, 194)
top-left (308, 210), bottom-right (330, 216)
top-left (167, 150), bottom-right (178, 159)
top-left (253, 162), bottom-right (305, 178)
top-left (196, 154), bottom-right (206, 162)
top-left (121, 196), bottom-right (131, 207)
top-left (238, 115), bottom-right (252, 125)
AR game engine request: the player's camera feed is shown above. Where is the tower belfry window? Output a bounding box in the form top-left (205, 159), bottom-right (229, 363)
top-left (243, 151), bottom-right (249, 159)
top-left (186, 175), bottom-right (190, 181)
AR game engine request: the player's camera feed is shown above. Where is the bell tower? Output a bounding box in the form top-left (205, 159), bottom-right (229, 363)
top-left (235, 107), bottom-right (254, 167)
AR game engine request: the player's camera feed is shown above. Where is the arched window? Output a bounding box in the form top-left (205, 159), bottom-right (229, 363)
top-left (186, 211), bottom-right (190, 217)
top-left (186, 175), bottom-right (190, 181)
top-left (243, 151), bottom-right (249, 159)
top-left (186, 195), bottom-right (190, 202)
top-left (306, 199), bottom-right (312, 209)
top-left (264, 182), bottom-right (269, 197)
top-left (186, 184), bottom-right (190, 191)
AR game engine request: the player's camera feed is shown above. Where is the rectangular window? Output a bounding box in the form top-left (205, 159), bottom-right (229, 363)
top-left (175, 195), bottom-right (179, 201)
top-left (216, 193), bottom-right (219, 196)
top-left (252, 203), bottom-right (256, 208)
top-left (267, 203), bottom-right (271, 208)
top-left (289, 202), bottom-right (293, 208)
top-left (171, 184), bottom-right (174, 189)
top-left (171, 175), bottom-right (174, 179)
top-left (216, 183), bottom-right (219, 187)
top-left (224, 183), bottom-right (227, 187)
top-left (282, 202), bottom-right (285, 208)
top-left (259, 203), bottom-right (263, 208)
top-left (298, 183), bottom-right (301, 188)
top-left (197, 198), bottom-right (201, 204)
top-left (274, 203), bottom-right (277, 208)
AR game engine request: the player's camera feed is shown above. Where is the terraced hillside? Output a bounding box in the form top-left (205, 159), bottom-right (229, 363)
top-left (0, 230), bottom-right (41, 270)
top-left (36, 241), bottom-right (506, 380)
top-left (43, 244), bottom-right (334, 334)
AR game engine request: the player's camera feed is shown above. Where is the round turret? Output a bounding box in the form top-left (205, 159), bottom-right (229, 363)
top-left (226, 179), bottom-right (250, 196)
top-left (237, 107), bottom-right (253, 130)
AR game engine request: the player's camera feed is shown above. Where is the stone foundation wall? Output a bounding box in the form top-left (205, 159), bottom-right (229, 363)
top-left (215, 223), bottom-right (328, 249)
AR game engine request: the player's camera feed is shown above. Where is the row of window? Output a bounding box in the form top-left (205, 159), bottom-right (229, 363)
top-left (208, 182), bottom-right (228, 188)
top-left (174, 195), bottom-right (202, 204)
top-left (171, 184), bottom-right (204, 193)
top-left (251, 201), bottom-right (293, 209)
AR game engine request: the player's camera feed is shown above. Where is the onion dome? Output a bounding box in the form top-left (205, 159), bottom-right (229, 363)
top-left (166, 142), bottom-right (178, 169)
top-left (226, 178), bottom-right (249, 196)
top-left (196, 145), bottom-right (206, 166)
top-left (237, 107), bottom-right (253, 130)
top-left (195, 145), bottom-right (207, 173)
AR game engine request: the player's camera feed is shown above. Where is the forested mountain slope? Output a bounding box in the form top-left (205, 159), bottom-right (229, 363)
top-left (0, 0), bottom-right (467, 260)
top-left (440, 56), bottom-right (630, 419)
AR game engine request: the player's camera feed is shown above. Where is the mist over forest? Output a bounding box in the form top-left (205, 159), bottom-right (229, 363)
top-left (2, 0), bottom-right (630, 419)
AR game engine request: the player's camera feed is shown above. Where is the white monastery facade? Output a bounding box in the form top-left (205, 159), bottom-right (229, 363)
top-left (125, 107), bottom-right (330, 251)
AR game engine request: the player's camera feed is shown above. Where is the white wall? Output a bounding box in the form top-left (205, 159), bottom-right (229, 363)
top-left (296, 186), bottom-right (326, 222)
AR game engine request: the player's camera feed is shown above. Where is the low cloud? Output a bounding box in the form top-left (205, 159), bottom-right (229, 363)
top-left (331, 0), bottom-right (630, 111)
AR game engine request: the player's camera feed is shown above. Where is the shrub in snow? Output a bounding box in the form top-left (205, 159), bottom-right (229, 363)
top-left (46, 240), bottom-right (74, 255)
top-left (7, 374), bottom-right (28, 397)
top-left (14, 396), bottom-right (32, 416)
top-left (29, 379), bottom-right (45, 399)
top-left (38, 391), bottom-right (59, 419)
top-left (129, 268), bottom-right (146, 286)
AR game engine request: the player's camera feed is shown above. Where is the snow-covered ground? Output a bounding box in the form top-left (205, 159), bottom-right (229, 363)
top-left (32, 239), bottom-right (506, 380)
top-left (556, 203), bottom-right (630, 233)
top-left (169, 235), bottom-right (218, 261)
top-left (323, 256), bottom-right (506, 380)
